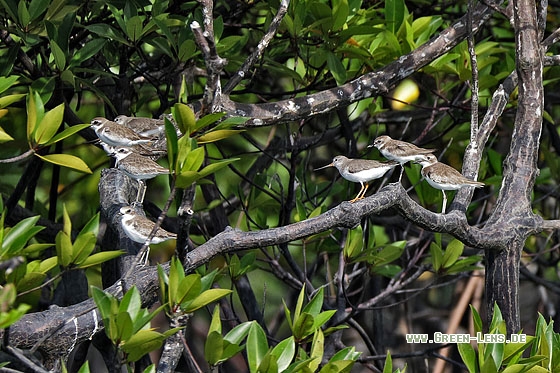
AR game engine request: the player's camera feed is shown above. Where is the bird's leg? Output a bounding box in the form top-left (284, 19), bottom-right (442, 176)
top-left (398, 166), bottom-right (405, 182)
top-left (350, 183), bottom-right (366, 203)
top-left (441, 190), bottom-right (447, 214)
top-left (351, 183), bottom-right (369, 202)
top-left (360, 183), bottom-right (370, 200)
top-left (137, 246), bottom-right (151, 266)
top-left (133, 180), bottom-right (147, 206)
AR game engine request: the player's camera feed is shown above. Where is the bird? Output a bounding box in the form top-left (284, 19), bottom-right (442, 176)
top-left (110, 147), bottom-right (170, 203)
top-left (90, 117), bottom-right (156, 147)
top-left (100, 142), bottom-right (167, 162)
top-left (414, 154), bottom-right (484, 213)
top-left (114, 115), bottom-right (166, 137)
top-left (119, 206), bottom-right (177, 244)
top-left (372, 135), bottom-right (435, 182)
top-left (316, 155), bottom-right (398, 202)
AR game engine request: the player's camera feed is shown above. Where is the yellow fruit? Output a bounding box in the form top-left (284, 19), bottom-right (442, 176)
top-left (391, 79), bottom-right (420, 110)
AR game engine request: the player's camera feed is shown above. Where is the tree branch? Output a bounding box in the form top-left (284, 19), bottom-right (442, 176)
top-left (189, 0), bottom-right (502, 126)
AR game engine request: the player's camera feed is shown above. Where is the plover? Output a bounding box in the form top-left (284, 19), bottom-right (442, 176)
top-left (415, 154), bottom-right (484, 213)
top-left (372, 135), bottom-right (435, 181)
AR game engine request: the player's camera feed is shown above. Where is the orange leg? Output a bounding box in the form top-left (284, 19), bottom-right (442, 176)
top-left (350, 183), bottom-right (369, 203)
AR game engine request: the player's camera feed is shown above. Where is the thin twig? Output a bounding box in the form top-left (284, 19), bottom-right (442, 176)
top-left (223, 0), bottom-right (290, 94)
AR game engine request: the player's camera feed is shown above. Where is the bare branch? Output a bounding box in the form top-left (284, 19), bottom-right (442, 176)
top-left (189, 0), bottom-right (502, 126)
top-left (223, 0), bottom-right (290, 94)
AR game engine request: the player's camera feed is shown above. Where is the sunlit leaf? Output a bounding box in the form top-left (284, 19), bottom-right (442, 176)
top-left (35, 153), bottom-right (92, 174)
top-left (197, 129), bottom-right (244, 144)
top-left (76, 251), bottom-right (124, 268)
top-left (34, 103), bottom-right (64, 144)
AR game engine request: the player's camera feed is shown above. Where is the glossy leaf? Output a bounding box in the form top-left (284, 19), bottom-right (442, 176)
top-left (172, 103), bottom-right (196, 135)
top-left (35, 153), bottom-right (92, 174)
top-left (184, 289), bottom-right (232, 312)
top-left (76, 251), bottom-right (124, 269)
top-left (247, 322), bottom-right (268, 373)
top-left (442, 239), bottom-right (464, 269)
top-left (458, 343), bottom-right (477, 373)
top-left (27, 90), bottom-right (43, 140)
top-left (309, 328), bottom-right (324, 372)
top-left (34, 103), bottom-right (64, 144)
top-left (1, 215), bottom-right (42, 258)
top-left (72, 232), bottom-right (97, 265)
top-left (270, 336), bottom-right (295, 371)
top-left (55, 231), bottom-right (73, 268)
top-left (197, 130), bottom-right (244, 144)
top-left (42, 124), bottom-right (90, 146)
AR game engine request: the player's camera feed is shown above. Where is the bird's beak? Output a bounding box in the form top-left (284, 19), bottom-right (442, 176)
top-left (314, 163), bottom-right (333, 171)
top-left (412, 155), bottom-right (427, 164)
top-left (367, 144), bottom-right (374, 148)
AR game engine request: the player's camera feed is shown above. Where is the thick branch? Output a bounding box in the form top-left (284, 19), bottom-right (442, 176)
top-left (190, 0), bottom-right (502, 126)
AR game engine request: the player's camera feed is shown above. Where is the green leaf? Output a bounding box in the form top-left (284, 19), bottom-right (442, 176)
top-left (179, 146), bottom-right (204, 173)
top-left (72, 232), bottom-right (97, 265)
top-left (270, 336), bottom-right (295, 372)
top-left (165, 117), bottom-right (179, 173)
top-left (0, 126), bottom-right (13, 142)
top-left (205, 330), bottom-right (224, 366)
top-left (313, 310), bottom-right (336, 330)
top-left (50, 41), bottom-right (66, 70)
top-left (430, 241), bottom-right (443, 272)
top-left (0, 93), bottom-right (26, 108)
top-left (18, 1), bottom-right (30, 26)
top-left (69, 39), bottom-right (106, 67)
top-left (470, 305), bottom-right (484, 334)
top-left (1, 215), bottom-right (42, 258)
top-left (55, 231), bottom-right (73, 268)
top-left (61, 203), bottom-right (71, 237)
top-left (0, 76), bottom-right (19, 94)
top-left (172, 103), bottom-right (196, 135)
top-left (175, 274), bottom-right (202, 306)
top-left (193, 112), bottom-right (227, 132)
top-left (86, 24), bottom-right (130, 46)
top-left (247, 322), bottom-right (268, 373)
top-left (383, 350), bottom-right (393, 373)
top-left (326, 51), bottom-right (347, 85)
top-left (38, 256), bottom-right (58, 273)
top-left (35, 153), bottom-right (92, 174)
top-left (331, 0), bottom-right (349, 31)
top-left (76, 251), bottom-right (124, 269)
top-left (224, 321), bottom-right (253, 344)
top-left (91, 287), bottom-right (112, 320)
top-left (442, 239), bottom-right (464, 269)
top-left (197, 158), bottom-right (239, 179)
top-left (197, 129), bottom-right (244, 144)
top-left (319, 360), bottom-right (355, 373)
top-left (34, 103), bottom-right (64, 144)
top-left (27, 90), bottom-right (43, 141)
top-left (309, 328), bottom-right (324, 372)
top-left (184, 289), bottom-right (232, 312)
top-left (458, 343), bottom-right (477, 373)
top-left (125, 15), bottom-right (144, 42)
top-left (302, 287), bottom-right (325, 316)
top-left (385, 0), bottom-right (405, 34)
top-left (293, 312), bottom-right (315, 341)
top-left (43, 124), bottom-right (90, 146)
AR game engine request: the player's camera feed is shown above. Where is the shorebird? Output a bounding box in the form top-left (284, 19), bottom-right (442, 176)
top-left (119, 205), bottom-right (177, 265)
top-left (114, 115), bottom-right (166, 137)
top-left (415, 154), bottom-right (484, 213)
top-left (110, 147), bottom-right (170, 203)
top-left (90, 117), bottom-right (156, 147)
top-left (372, 135), bottom-right (435, 182)
top-left (317, 155), bottom-right (398, 202)
top-left (119, 206), bottom-right (177, 244)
